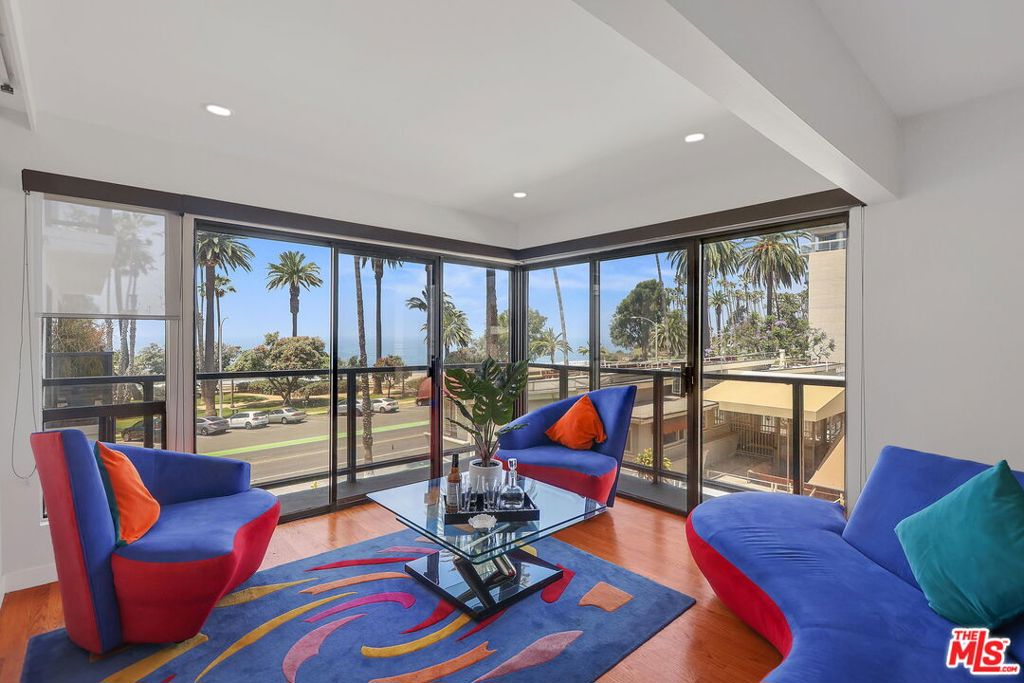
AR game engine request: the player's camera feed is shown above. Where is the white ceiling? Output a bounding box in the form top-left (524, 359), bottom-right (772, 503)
top-left (11, 0), bottom-right (833, 242)
top-left (814, 0), bottom-right (1024, 118)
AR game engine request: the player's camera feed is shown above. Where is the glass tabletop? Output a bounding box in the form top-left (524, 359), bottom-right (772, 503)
top-left (367, 476), bottom-right (606, 564)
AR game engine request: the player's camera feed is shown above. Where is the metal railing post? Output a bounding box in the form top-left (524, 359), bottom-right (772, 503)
top-left (558, 367), bottom-right (568, 401)
top-left (791, 382), bottom-right (804, 495)
top-left (653, 373), bottom-right (664, 485)
top-left (143, 379), bottom-right (155, 448)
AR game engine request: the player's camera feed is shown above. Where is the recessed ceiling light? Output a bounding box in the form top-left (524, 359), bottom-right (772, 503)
top-left (512, 191), bottom-right (528, 199)
top-left (685, 132), bottom-right (706, 143)
top-left (205, 104), bottom-right (232, 117)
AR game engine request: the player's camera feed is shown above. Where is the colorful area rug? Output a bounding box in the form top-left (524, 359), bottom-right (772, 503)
top-left (22, 529), bottom-right (694, 682)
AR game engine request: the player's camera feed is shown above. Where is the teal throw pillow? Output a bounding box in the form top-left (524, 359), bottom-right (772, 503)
top-left (895, 460), bottom-right (1024, 628)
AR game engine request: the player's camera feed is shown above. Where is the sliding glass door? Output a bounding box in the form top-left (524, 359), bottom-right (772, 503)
top-left (699, 221), bottom-right (847, 503)
top-left (193, 226), bottom-right (333, 516)
top-left (335, 251), bottom-right (434, 496)
top-left (597, 246), bottom-right (698, 510)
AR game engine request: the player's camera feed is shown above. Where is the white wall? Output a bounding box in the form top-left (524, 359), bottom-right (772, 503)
top-left (849, 86), bottom-right (1024, 495)
top-left (0, 112), bottom-right (517, 593)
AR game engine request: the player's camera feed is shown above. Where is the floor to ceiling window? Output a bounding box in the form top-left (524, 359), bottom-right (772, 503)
top-left (193, 227), bottom-right (333, 516)
top-left (439, 261), bottom-right (511, 459)
top-left (700, 221), bottom-right (846, 504)
top-left (597, 248), bottom-right (694, 509)
top-left (36, 196), bottom-right (178, 456)
top-left (335, 253), bottom-right (433, 495)
top-left (525, 262), bottom-right (591, 410)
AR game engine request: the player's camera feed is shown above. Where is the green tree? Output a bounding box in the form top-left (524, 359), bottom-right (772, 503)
top-left (709, 289), bottom-right (730, 337)
top-left (129, 342), bottom-right (165, 375)
top-left (196, 233), bottom-right (254, 416)
top-left (496, 308), bottom-right (548, 355)
top-left (741, 233), bottom-right (806, 318)
top-left (485, 269), bottom-right (501, 359)
top-left (375, 354), bottom-right (409, 397)
top-left (668, 241), bottom-right (740, 346)
top-left (609, 279), bottom-right (663, 358)
top-left (230, 333), bottom-right (329, 405)
top-left (530, 328), bottom-right (572, 364)
top-left (654, 309), bottom-right (687, 358)
top-left (266, 251), bottom-right (323, 337)
top-left (405, 288), bottom-right (473, 355)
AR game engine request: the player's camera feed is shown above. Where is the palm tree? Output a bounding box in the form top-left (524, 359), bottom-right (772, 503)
top-left (530, 328), bottom-right (571, 364)
top-left (406, 288), bottom-right (472, 355)
top-left (741, 233), bottom-right (806, 318)
top-left (709, 289), bottom-right (730, 338)
top-left (551, 268), bottom-right (570, 364)
top-left (364, 257), bottom-right (402, 391)
top-left (266, 251), bottom-right (323, 337)
top-left (352, 256), bottom-right (373, 460)
top-left (669, 242), bottom-right (739, 348)
top-left (485, 269), bottom-right (499, 359)
top-left (654, 253), bottom-right (667, 324)
top-left (196, 233), bottom-right (254, 416)
top-left (198, 274), bottom-right (236, 368)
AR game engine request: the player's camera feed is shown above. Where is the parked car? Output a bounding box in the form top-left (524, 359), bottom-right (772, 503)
top-left (122, 418), bottom-right (163, 442)
top-left (372, 398), bottom-right (399, 413)
top-left (268, 407), bottom-right (307, 424)
top-left (336, 402), bottom-right (364, 416)
top-left (195, 416), bottom-right (230, 436)
top-left (227, 411), bottom-right (269, 430)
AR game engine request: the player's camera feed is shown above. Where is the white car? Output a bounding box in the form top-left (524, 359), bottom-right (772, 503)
top-left (372, 398), bottom-right (399, 413)
top-left (227, 411), bottom-right (269, 430)
top-left (267, 407), bottom-right (307, 424)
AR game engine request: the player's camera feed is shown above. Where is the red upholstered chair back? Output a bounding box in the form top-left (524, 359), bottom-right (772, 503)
top-left (30, 430), bottom-right (122, 653)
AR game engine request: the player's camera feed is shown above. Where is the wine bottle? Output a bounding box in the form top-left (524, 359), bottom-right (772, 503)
top-left (446, 453), bottom-right (461, 513)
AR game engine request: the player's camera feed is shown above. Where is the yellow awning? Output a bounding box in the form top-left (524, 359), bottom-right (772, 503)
top-left (808, 436), bottom-right (845, 491)
top-left (703, 380), bottom-right (845, 421)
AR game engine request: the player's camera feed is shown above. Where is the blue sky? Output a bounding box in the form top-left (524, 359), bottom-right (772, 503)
top-left (155, 230), bottom-right (821, 365)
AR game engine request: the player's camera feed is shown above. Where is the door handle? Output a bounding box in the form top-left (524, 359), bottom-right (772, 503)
top-left (681, 364), bottom-right (695, 396)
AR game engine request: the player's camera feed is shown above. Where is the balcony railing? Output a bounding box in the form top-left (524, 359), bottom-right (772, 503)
top-left (42, 374), bottom-right (166, 449)
top-left (526, 361), bottom-right (846, 503)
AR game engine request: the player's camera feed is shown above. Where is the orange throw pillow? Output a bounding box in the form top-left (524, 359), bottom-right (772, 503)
top-left (545, 394), bottom-right (608, 450)
top-left (94, 442), bottom-right (160, 545)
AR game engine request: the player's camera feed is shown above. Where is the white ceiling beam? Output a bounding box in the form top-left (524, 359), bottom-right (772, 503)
top-left (574, 0), bottom-right (900, 203)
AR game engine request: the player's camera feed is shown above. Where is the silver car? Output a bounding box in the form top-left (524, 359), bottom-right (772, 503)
top-left (372, 398), bottom-right (399, 413)
top-left (268, 407), bottom-right (307, 424)
top-left (195, 416), bottom-right (229, 436)
top-left (227, 411), bottom-right (269, 430)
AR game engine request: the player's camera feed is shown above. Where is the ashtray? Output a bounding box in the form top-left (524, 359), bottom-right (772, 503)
top-left (467, 513), bottom-right (497, 531)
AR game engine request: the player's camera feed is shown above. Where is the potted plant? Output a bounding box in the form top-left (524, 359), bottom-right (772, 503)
top-left (444, 357), bottom-right (528, 491)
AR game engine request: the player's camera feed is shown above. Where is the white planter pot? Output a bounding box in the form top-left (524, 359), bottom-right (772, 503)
top-left (468, 459), bottom-right (504, 492)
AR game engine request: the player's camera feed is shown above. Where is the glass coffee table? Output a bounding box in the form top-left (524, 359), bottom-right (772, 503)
top-left (368, 476), bottom-right (605, 619)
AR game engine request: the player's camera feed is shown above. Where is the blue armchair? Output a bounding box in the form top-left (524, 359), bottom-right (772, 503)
top-left (30, 429), bottom-right (280, 653)
top-left (496, 385), bottom-right (637, 505)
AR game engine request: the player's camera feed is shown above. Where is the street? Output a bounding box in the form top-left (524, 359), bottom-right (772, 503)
top-left (196, 407), bottom-right (432, 485)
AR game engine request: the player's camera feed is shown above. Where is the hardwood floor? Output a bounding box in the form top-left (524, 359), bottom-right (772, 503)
top-left (0, 499), bottom-right (780, 683)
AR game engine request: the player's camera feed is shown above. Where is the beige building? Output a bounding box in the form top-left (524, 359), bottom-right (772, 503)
top-left (805, 225), bottom-right (847, 365)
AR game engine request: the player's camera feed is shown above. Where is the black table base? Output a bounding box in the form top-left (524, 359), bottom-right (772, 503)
top-left (404, 548), bottom-right (563, 620)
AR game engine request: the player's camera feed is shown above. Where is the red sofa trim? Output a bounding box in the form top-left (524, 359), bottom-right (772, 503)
top-left (111, 500), bottom-right (279, 643)
top-left (685, 514), bottom-right (793, 656)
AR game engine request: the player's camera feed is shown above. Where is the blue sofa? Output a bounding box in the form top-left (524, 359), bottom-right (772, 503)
top-left (497, 385), bottom-right (637, 506)
top-left (686, 445), bottom-right (1024, 682)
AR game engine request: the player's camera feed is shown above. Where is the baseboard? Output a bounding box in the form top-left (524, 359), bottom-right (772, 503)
top-left (3, 561), bottom-right (57, 593)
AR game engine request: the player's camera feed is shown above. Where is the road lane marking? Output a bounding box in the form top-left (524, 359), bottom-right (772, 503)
top-left (204, 420), bottom-right (430, 457)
